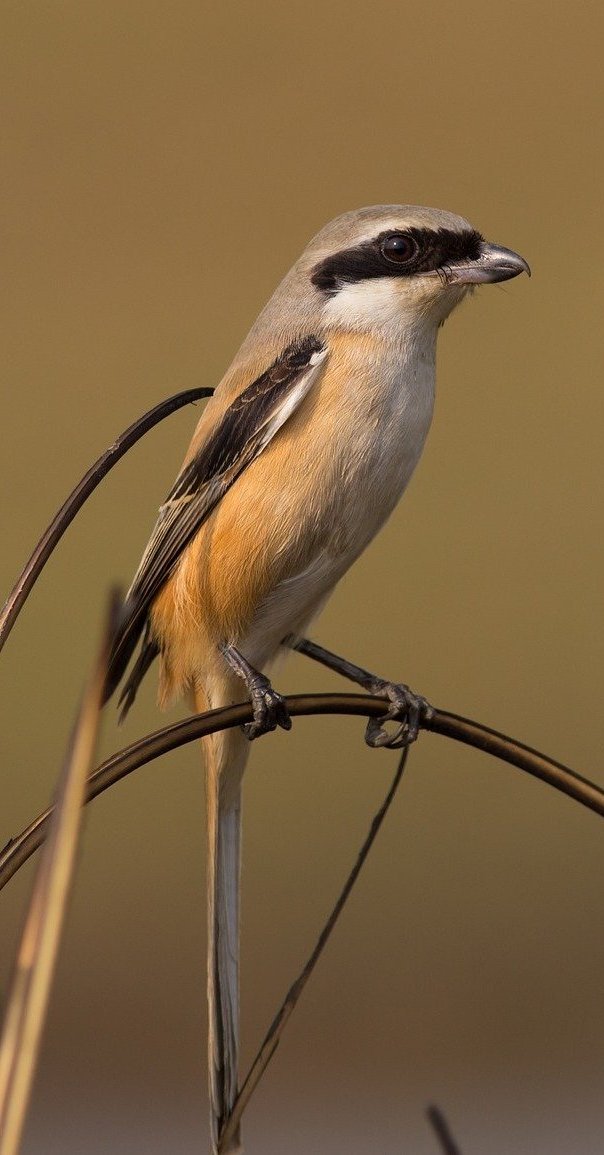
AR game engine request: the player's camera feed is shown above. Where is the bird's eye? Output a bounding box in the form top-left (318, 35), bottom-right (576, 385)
top-left (380, 233), bottom-right (418, 265)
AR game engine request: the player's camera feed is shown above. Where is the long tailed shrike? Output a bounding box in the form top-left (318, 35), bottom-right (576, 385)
top-left (103, 205), bottom-right (529, 1152)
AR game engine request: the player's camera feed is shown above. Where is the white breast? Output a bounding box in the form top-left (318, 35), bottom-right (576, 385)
top-left (332, 309), bottom-right (437, 556)
top-left (242, 307), bottom-right (438, 668)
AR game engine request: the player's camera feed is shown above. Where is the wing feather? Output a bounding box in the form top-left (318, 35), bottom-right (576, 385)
top-left (104, 335), bottom-right (327, 708)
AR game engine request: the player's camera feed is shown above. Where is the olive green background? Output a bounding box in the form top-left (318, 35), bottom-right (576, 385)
top-left (2, 2), bottom-right (603, 1152)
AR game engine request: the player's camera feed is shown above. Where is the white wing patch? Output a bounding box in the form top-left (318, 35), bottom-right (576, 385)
top-left (259, 346), bottom-right (328, 446)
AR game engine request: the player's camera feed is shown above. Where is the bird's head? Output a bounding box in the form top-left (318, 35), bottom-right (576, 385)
top-left (301, 204), bottom-right (530, 333)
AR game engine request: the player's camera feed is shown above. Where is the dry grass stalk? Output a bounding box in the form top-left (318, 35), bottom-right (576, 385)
top-left (0, 596), bottom-right (117, 1155)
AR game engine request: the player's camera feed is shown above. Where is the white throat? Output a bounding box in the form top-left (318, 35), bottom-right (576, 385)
top-left (322, 278), bottom-right (411, 331)
top-left (320, 273), bottom-right (467, 336)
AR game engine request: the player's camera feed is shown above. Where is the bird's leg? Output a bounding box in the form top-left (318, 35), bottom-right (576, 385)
top-left (220, 642), bottom-right (292, 740)
top-left (286, 635), bottom-right (433, 749)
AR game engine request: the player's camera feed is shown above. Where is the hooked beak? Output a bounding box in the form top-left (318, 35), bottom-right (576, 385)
top-left (443, 242), bottom-right (531, 285)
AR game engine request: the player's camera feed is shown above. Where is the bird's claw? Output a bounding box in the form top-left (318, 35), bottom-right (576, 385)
top-left (244, 674), bottom-right (292, 740)
top-left (364, 680), bottom-right (433, 749)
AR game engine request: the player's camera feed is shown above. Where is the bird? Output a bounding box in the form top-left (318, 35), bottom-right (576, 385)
top-left (103, 204), bottom-right (529, 1152)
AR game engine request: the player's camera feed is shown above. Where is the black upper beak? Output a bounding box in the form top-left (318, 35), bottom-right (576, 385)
top-left (444, 242), bottom-right (531, 285)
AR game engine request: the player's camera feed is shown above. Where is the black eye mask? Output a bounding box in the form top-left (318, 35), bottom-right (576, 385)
top-left (311, 227), bottom-right (483, 295)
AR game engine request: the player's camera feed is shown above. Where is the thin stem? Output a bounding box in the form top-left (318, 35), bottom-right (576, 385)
top-left (218, 746), bottom-right (410, 1153)
top-left (0, 695), bottom-right (602, 895)
top-left (426, 1105), bottom-right (463, 1155)
top-left (0, 388), bottom-right (212, 654)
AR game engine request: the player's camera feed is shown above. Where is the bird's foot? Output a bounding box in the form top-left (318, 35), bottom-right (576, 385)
top-left (244, 671), bottom-right (292, 741)
top-left (287, 637), bottom-right (432, 750)
top-left (220, 641), bottom-right (292, 741)
top-left (364, 680), bottom-right (433, 749)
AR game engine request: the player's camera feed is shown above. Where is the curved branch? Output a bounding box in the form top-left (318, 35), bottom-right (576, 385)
top-left (0, 388), bottom-right (213, 654)
top-left (0, 695), bottom-right (602, 893)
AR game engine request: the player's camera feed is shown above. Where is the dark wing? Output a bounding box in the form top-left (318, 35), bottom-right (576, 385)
top-left (104, 335), bottom-right (327, 714)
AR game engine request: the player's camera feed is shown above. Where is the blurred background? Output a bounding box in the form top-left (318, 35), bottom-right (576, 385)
top-left (2, 2), bottom-right (603, 1152)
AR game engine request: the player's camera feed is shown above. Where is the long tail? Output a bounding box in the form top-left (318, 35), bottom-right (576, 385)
top-left (197, 679), bottom-right (249, 1155)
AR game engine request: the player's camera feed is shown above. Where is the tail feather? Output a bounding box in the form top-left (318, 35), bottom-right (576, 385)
top-left (102, 595), bottom-right (150, 708)
top-left (208, 800), bottom-right (242, 1138)
top-left (200, 681), bottom-right (249, 1154)
top-left (117, 625), bottom-right (159, 720)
